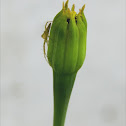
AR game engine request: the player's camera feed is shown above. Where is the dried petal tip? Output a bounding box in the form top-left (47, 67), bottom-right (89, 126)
top-left (81, 4), bottom-right (85, 12)
top-left (62, 2), bottom-right (65, 10)
top-left (65, 0), bottom-right (69, 9)
top-left (71, 4), bottom-right (75, 11)
top-left (79, 4), bottom-right (85, 14)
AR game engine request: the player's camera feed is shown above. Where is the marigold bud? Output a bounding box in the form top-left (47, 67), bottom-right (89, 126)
top-left (47, 0), bottom-right (87, 74)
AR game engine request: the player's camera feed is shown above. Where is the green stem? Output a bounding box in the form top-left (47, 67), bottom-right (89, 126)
top-left (53, 71), bottom-right (77, 126)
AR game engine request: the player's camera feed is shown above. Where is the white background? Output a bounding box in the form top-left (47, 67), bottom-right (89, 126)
top-left (1, 0), bottom-right (126, 126)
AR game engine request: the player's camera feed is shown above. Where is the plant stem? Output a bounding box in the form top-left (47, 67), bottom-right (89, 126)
top-left (53, 71), bottom-right (77, 126)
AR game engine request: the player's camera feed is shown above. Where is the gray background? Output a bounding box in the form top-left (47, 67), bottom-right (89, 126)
top-left (1, 0), bottom-right (126, 126)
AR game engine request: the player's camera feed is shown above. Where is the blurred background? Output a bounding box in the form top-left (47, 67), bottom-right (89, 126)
top-left (1, 0), bottom-right (126, 126)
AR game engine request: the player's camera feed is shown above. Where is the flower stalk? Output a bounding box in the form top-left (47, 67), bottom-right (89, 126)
top-left (53, 71), bottom-right (76, 126)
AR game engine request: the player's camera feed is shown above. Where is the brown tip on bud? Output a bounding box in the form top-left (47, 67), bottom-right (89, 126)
top-left (71, 4), bottom-right (75, 11)
top-left (63, 2), bottom-right (65, 9)
top-left (81, 4), bottom-right (85, 12)
top-left (65, 0), bottom-right (69, 9)
top-left (78, 4), bottom-right (85, 15)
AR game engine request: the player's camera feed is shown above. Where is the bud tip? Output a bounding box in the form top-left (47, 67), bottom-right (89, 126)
top-left (78, 4), bottom-right (85, 15)
top-left (71, 4), bottom-right (75, 11)
top-left (82, 4), bottom-right (85, 12)
top-left (63, 2), bottom-right (65, 10)
top-left (65, 0), bottom-right (69, 9)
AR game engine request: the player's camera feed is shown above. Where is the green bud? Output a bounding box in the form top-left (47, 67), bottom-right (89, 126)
top-left (47, 1), bottom-right (87, 74)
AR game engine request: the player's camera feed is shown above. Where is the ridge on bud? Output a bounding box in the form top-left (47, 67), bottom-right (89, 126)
top-left (42, 0), bottom-right (87, 74)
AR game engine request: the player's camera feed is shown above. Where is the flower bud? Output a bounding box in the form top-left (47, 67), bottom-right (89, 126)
top-left (47, 0), bottom-right (87, 74)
